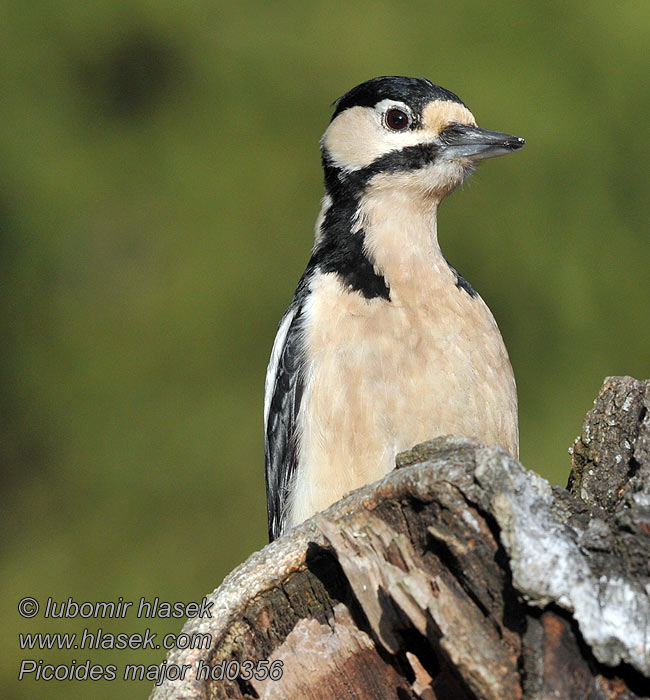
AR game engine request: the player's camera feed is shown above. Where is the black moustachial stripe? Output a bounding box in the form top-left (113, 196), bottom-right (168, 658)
top-left (309, 156), bottom-right (391, 301)
top-left (312, 218), bottom-right (391, 301)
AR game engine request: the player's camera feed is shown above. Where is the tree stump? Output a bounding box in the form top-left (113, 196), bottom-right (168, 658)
top-left (149, 376), bottom-right (650, 699)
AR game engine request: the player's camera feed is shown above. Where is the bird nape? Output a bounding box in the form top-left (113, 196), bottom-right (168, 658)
top-left (264, 76), bottom-right (525, 542)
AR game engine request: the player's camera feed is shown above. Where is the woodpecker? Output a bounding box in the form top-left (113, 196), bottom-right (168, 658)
top-left (264, 76), bottom-right (524, 541)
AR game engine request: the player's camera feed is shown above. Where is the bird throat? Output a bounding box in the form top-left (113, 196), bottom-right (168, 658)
top-left (311, 160), bottom-right (455, 305)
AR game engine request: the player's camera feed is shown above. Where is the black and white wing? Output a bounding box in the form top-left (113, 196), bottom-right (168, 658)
top-left (264, 301), bottom-right (306, 541)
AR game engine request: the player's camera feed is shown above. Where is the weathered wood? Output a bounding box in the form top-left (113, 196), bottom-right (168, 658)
top-left (150, 377), bottom-right (650, 700)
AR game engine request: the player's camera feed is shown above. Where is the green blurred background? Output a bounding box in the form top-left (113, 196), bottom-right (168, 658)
top-left (2, 1), bottom-right (648, 697)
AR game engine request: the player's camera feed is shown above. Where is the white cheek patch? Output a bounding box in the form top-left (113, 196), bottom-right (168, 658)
top-left (321, 105), bottom-right (386, 171)
top-left (322, 103), bottom-right (439, 172)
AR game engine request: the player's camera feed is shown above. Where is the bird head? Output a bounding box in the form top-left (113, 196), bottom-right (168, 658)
top-left (321, 76), bottom-right (524, 202)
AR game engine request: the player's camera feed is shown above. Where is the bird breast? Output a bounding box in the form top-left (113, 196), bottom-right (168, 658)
top-left (288, 268), bottom-right (518, 528)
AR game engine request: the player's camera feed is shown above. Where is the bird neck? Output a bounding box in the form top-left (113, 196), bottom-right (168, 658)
top-left (314, 175), bottom-right (455, 306)
top-left (358, 181), bottom-right (447, 290)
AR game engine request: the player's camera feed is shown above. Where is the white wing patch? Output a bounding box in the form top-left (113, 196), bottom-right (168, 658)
top-left (264, 307), bottom-right (298, 431)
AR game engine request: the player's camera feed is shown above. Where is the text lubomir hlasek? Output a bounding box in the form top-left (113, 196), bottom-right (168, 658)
top-left (42, 597), bottom-right (213, 619)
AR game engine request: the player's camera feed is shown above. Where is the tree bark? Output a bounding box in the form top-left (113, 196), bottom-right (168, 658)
top-left (150, 376), bottom-right (650, 700)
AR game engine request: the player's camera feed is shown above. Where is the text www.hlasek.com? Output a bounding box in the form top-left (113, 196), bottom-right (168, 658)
top-left (20, 628), bottom-right (210, 652)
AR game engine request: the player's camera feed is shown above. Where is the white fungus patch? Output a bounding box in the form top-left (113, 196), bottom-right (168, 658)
top-left (475, 449), bottom-right (650, 676)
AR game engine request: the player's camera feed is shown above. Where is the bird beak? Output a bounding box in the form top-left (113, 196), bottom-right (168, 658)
top-left (439, 123), bottom-right (525, 161)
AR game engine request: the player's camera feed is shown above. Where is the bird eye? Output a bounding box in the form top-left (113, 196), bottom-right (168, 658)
top-left (384, 108), bottom-right (411, 131)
